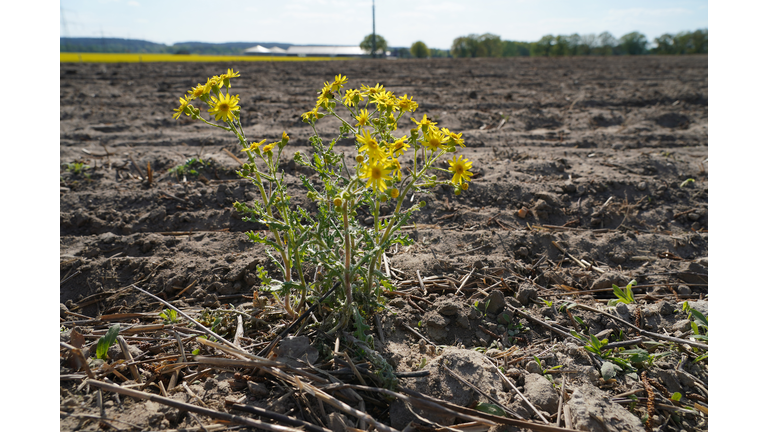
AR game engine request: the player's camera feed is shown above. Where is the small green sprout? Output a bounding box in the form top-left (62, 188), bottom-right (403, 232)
top-left (95, 324), bottom-right (121, 360)
top-left (608, 280), bottom-right (637, 306)
top-left (159, 308), bottom-right (180, 324)
top-left (680, 178), bottom-right (695, 188)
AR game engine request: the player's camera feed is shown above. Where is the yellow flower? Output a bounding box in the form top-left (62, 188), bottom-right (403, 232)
top-left (354, 109), bottom-right (371, 127)
top-left (361, 83), bottom-right (384, 96)
top-left (389, 188), bottom-right (400, 199)
top-left (442, 128), bottom-right (465, 148)
top-left (282, 131), bottom-right (290, 142)
top-left (448, 155), bottom-right (474, 185)
top-left (361, 160), bottom-right (393, 192)
top-left (356, 129), bottom-right (386, 161)
top-left (302, 107), bottom-right (322, 122)
top-left (208, 92), bottom-right (240, 122)
top-left (386, 157), bottom-right (402, 180)
top-left (422, 127), bottom-right (449, 152)
top-left (331, 74), bottom-right (348, 92)
top-left (343, 89), bottom-right (361, 107)
top-left (318, 82), bottom-right (334, 104)
top-left (188, 84), bottom-right (207, 99)
top-left (389, 136), bottom-right (410, 157)
top-left (220, 68), bottom-right (240, 88)
top-left (411, 114), bottom-right (436, 132)
top-left (241, 139), bottom-right (267, 152)
top-left (203, 75), bottom-right (223, 95)
top-left (172, 96), bottom-right (192, 119)
top-left (397, 94), bottom-right (419, 112)
top-left (263, 142), bottom-right (277, 153)
top-left (371, 91), bottom-right (395, 110)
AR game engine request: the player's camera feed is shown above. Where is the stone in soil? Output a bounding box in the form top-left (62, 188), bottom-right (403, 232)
top-left (567, 382), bottom-right (645, 432)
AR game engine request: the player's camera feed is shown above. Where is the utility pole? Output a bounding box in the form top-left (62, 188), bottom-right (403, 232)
top-left (371, 0), bottom-right (376, 59)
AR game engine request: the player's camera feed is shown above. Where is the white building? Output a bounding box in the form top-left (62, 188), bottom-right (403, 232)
top-left (244, 44), bottom-right (368, 57)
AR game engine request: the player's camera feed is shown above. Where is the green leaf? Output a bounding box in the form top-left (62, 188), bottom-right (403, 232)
top-left (96, 324), bottom-right (121, 360)
top-left (671, 392), bottom-right (682, 402)
top-left (475, 403), bottom-right (506, 417)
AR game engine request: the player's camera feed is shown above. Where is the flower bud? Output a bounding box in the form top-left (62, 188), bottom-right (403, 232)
top-left (461, 182), bottom-right (469, 190)
top-left (355, 155), bottom-right (364, 163)
top-left (389, 188), bottom-right (400, 199)
top-left (333, 196), bottom-right (343, 207)
top-left (419, 201), bottom-right (426, 208)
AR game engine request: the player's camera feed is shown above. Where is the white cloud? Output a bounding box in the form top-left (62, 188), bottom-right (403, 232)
top-left (128, 1), bottom-right (140, 6)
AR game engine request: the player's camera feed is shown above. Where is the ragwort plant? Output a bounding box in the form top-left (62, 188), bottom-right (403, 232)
top-left (173, 70), bottom-right (474, 330)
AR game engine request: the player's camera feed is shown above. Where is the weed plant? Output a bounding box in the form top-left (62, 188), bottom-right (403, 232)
top-left (173, 70), bottom-right (474, 331)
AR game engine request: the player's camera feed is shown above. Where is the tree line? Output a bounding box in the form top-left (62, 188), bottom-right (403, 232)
top-left (449, 29), bottom-right (707, 58)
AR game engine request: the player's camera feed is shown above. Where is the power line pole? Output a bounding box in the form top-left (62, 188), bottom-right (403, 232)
top-left (371, 0), bottom-right (376, 59)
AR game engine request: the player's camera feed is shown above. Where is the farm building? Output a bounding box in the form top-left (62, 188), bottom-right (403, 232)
top-left (244, 44), bottom-right (369, 57)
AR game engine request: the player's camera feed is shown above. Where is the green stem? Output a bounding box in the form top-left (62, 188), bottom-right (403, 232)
top-left (342, 201), bottom-right (353, 305)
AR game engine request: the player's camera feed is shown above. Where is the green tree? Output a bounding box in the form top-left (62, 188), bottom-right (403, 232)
top-left (595, 32), bottom-right (617, 55)
top-left (689, 29), bottom-right (707, 54)
top-left (531, 34), bottom-right (555, 56)
top-left (653, 33), bottom-right (675, 54)
top-left (360, 33), bottom-right (388, 56)
top-left (430, 48), bottom-right (450, 58)
top-left (502, 40), bottom-right (531, 57)
top-left (411, 41), bottom-right (429, 58)
top-left (451, 33), bottom-right (503, 58)
top-left (618, 31), bottom-right (648, 55)
top-left (451, 36), bottom-right (477, 57)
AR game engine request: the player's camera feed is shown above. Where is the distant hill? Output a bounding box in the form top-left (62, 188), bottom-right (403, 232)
top-left (60, 38), bottom-right (292, 55)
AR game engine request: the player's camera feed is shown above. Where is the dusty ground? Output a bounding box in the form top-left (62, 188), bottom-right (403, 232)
top-left (60, 56), bottom-right (708, 431)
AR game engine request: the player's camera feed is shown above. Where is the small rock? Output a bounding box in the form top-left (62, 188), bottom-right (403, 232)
top-left (247, 381), bottom-right (269, 398)
top-left (590, 271), bottom-right (630, 290)
top-left (615, 303), bottom-right (629, 317)
top-left (201, 293), bottom-right (220, 308)
top-left (671, 319), bottom-right (691, 334)
top-left (424, 310), bottom-right (449, 327)
top-left (678, 262), bottom-right (708, 284)
top-left (658, 301), bottom-right (676, 316)
top-left (516, 284), bottom-right (538, 306)
top-left (107, 342), bottom-right (142, 360)
top-left (455, 314), bottom-right (470, 329)
top-left (60, 303), bottom-right (69, 319)
top-left (390, 298), bottom-right (406, 308)
top-left (483, 290), bottom-right (506, 315)
top-left (691, 221), bottom-right (701, 230)
top-left (508, 400), bottom-right (533, 419)
top-left (525, 361), bottom-right (541, 374)
top-left (567, 382), bottom-right (645, 432)
top-left (562, 183), bottom-right (577, 193)
top-left (516, 246), bottom-right (529, 257)
top-left (637, 181), bottom-right (647, 191)
top-left (517, 207), bottom-right (530, 219)
top-left (677, 285), bottom-right (692, 296)
top-left (523, 373), bottom-right (559, 413)
top-left (275, 336), bottom-right (318, 368)
top-left (497, 309), bottom-right (514, 326)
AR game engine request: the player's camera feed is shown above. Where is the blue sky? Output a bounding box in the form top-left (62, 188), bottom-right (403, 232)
top-left (60, 0), bottom-right (708, 49)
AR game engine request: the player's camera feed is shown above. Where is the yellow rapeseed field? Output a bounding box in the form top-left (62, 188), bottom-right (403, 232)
top-left (60, 53), bottom-right (348, 63)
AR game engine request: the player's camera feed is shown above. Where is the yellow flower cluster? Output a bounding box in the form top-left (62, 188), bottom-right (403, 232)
top-left (173, 68), bottom-right (242, 123)
top-left (300, 78), bottom-right (473, 192)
